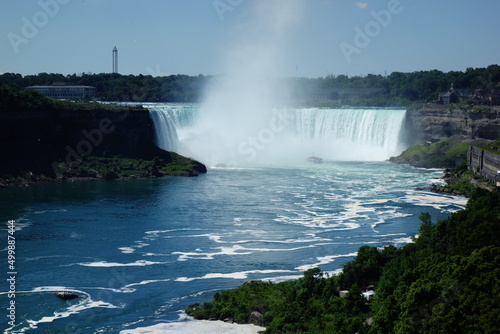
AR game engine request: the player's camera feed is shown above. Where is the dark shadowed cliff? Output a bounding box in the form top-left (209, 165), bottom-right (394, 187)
top-left (0, 104), bottom-right (206, 186)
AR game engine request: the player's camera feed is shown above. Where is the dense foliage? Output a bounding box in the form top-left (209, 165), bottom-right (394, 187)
top-left (2, 64), bottom-right (500, 104)
top-left (186, 189), bottom-right (500, 333)
top-left (1, 154), bottom-right (204, 188)
top-left (0, 83), bottom-right (145, 113)
top-left (0, 72), bottom-right (207, 103)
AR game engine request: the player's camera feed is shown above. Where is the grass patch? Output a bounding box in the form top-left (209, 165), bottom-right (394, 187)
top-left (475, 138), bottom-right (500, 155)
top-left (54, 155), bottom-right (203, 179)
top-left (390, 138), bottom-right (469, 168)
top-left (1, 154), bottom-right (205, 188)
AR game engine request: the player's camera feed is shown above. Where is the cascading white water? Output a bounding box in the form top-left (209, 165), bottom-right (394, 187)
top-left (288, 108), bottom-right (407, 161)
top-left (147, 105), bottom-right (197, 152)
top-left (148, 105), bottom-right (407, 165)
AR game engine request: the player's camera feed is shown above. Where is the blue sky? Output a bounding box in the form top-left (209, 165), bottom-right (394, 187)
top-left (1, 0), bottom-right (500, 78)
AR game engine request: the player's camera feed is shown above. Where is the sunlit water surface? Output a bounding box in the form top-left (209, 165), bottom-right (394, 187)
top-left (0, 162), bottom-right (466, 333)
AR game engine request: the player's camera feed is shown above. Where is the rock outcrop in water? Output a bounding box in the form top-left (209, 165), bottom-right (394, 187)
top-left (54, 291), bottom-right (80, 300)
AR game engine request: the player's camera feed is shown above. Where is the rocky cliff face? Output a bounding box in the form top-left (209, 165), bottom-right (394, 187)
top-left (0, 106), bottom-right (206, 178)
top-left (404, 106), bottom-right (500, 144)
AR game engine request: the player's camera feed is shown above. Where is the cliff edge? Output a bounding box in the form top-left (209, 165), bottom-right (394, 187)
top-left (404, 105), bottom-right (500, 144)
top-left (0, 104), bottom-right (206, 187)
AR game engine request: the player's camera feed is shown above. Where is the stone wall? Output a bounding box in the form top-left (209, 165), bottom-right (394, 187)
top-left (468, 146), bottom-right (500, 185)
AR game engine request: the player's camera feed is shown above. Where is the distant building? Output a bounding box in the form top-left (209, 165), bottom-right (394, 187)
top-left (26, 82), bottom-right (96, 101)
top-left (437, 84), bottom-right (470, 104)
top-left (438, 84), bottom-right (500, 105)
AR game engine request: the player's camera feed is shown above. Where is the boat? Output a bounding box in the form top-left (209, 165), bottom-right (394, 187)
top-left (306, 154), bottom-right (323, 164)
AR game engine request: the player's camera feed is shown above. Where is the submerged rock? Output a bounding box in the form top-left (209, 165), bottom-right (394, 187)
top-left (54, 291), bottom-right (80, 300)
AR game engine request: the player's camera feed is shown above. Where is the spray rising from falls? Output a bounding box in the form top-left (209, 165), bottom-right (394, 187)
top-left (147, 1), bottom-right (407, 166)
top-left (146, 1), bottom-right (409, 166)
top-left (148, 106), bottom-right (407, 165)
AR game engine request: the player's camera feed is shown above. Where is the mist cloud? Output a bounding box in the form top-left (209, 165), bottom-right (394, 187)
top-left (178, 0), bottom-right (304, 167)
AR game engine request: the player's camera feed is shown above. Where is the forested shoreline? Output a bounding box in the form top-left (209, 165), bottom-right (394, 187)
top-left (186, 189), bottom-right (500, 333)
top-left (2, 64), bottom-right (500, 105)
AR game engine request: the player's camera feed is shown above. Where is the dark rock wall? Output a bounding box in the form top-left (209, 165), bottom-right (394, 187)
top-left (0, 108), bottom-right (157, 176)
top-left (404, 107), bottom-right (500, 144)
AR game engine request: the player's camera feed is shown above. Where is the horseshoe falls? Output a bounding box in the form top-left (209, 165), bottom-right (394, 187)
top-left (148, 104), bottom-right (198, 152)
top-left (147, 104), bottom-right (407, 166)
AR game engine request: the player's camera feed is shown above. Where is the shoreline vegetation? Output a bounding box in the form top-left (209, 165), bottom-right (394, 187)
top-left (0, 153), bottom-right (207, 189)
top-left (2, 65), bottom-right (500, 106)
top-left (390, 137), bottom-right (500, 196)
top-left (182, 135), bottom-right (500, 333)
top-left (185, 180), bottom-right (499, 334)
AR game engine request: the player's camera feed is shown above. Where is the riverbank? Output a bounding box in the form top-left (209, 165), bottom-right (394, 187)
top-left (389, 137), bottom-right (498, 196)
top-left (0, 153), bottom-right (207, 189)
top-left (185, 189), bottom-right (500, 333)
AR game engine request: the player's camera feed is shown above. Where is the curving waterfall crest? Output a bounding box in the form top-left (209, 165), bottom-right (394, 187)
top-left (147, 104), bottom-right (197, 152)
top-left (147, 105), bottom-right (407, 165)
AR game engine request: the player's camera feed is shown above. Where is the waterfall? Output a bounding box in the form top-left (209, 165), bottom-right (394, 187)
top-left (147, 104), bottom-right (197, 152)
top-left (289, 108), bottom-right (406, 161)
top-left (147, 104), bottom-right (407, 165)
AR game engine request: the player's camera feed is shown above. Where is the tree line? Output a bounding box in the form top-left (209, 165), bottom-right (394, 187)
top-left (1, 64), bottom-right (500, 105)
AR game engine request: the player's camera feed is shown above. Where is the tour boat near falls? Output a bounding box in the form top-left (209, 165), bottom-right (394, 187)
top-left (307, 154), bottom-right (323, 164)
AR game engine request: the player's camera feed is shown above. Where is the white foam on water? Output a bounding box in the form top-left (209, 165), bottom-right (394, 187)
top-left (403, 191), bottom-right (467, 211)
top-left (119, 241), bottom-right (150, 254)
top-left (175, 269), bottom-right (294, 282)
top-left (120, 319), bottom-right (266, 334)
top-left (264, 274), bottom-right (304, 283)
top-left (295, 252), bottom-right (358, 271)
top-left (119, 247), bottom-right (136, 254)
top-left (173, 245), bottom-right (253, 261)
top-left (392, 236), bottom-right (415, 244)
top-left (370, 218), bottom-right (387, 232)
top-left (78, 260), bottom-right (167, 267)
top-left (273, 213), bottom-right (361, 230)
top-left (373, 233), bottom-right (406, 238)
top-left (239, 244), bottom-right (315, 253)
top-left (32, 208), bottom-right (67, 215)
top-left (9, 286), bottom-right (120, 333)
top-left (120, 279), bottom-right (172, 292)
top-left (144, 228), bottom-right (204, 239)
